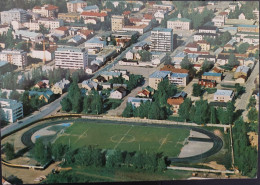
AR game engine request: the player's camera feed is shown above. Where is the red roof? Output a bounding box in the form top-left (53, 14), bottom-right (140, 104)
top-left (186, 42), bottom-right (198, 48)
top-left (183, 49), bottom-right (210, 55)
top-left (138, 89), bottom-right (150, 96)
top-left (129, 17), bottom-right (142, 23)
top-left (55, 26), bottom-right (69, 31)
top-left (79, 29), bottom-right (93, 36)
top-left (167, 98), bottom-right (184, 105)
top-left (33, 6), bottom-right (41, 9)
top-left (160, 65), bottom-right (189, 74)
top-left (143, 14), bottom-right (154, 20)
top-left (123, 24), bottom-right (148, 29)
top-left (196, 40), bottom-right (209, 44)
top-left (45, 4), bottom-right (59, 11)
top-left (81, 12), bottom-right (107, 17)
top-left (123, 11), bottom-right (131, 15)
top-left (219, 12), bottom-right (228, 16)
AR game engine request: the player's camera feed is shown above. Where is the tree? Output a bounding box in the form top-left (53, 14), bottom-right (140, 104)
top-left (83, 96), bottom-right (92, 113)
top-left (6, 29), bottom-right (15, 49)
top-left (157, 157), bottom-right (167, 171)
top-left (138, 50), bottom-right (151, 61)
top-left (60, 97), bottom-right (72, 112)
top-left (122, 103), bottom-right (134, 117)
top-left (39, 24), bottom-right (49, 35)
top-left (237, 43), bottom-right (250, 54)
top-left (235, 83), bottom-right (245, 97)
top-left (220, 31), bottom-right (232, 46)
top-left (33, 138), bottom-right (49, 164)
top-left (148, 103), bottom-right (161, 119)
top-left (247, 96), bottom-right (256, 110)
top-left (226, 101), bottom-right (235, 124)
top-left (210, 106), bottom-right (217, 124)
top-left (178, 98), bottom-right (192, 121)
top-left (192, 84), bottom-right (202, 97)
top-left (92, 148), bottom-right (104, 167)
top-left (5, 142), bottom-right (15, 160)
top-left (180, 56), bottom-right (192, 70)
top-left (52, 143), bottom-right (68, 161)
top-left (201, 60), bottom-right (214, 72)
top-left (193, 99), bottom-right (210, 124)
top-left (9, 90), bottom-right (20, 100)
top-left (247, 108), bottom-right (258, 122)
top-left (228, 53), bottom-right (239, 67)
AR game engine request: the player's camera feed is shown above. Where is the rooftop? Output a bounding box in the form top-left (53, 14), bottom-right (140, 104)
top-left (83, 5), bottom-right (99, 11)
top-left (152, 27), bottom-right (173, 32)
top-left (235, 66), bottom-right (250, 73)
top-left (128, 97), bottom-right (152, 103)
top-left (14, 30), bottom-right (42, 38)
top-left (0, 98), bottom-right (23, 109)
top-left (56, 46), bottom-right (85, 52)
top-left (81, 12), bottom-right (107, 17)
top-left (85, 37), bottom-right (106, 45)
top-left (170, 73), bottom-right (188, 78)
top-left (0, 61), bottom-right (8, 67)
top-left (173, 91), bottom-right (187, 98)
top-left (167, 97), bottom-right (184, 105)
top-left (214, 89), bottom-right (233, 96)
top-left (203, 72), bottom-right (222, 77)
top-left (168, 17), bottom-right (191, 22)
top-left (68, 0), bottom-right (86, 4)
top-left (149, 70), bottom-right (171, 79)
top-left (160, 65), bottom-right (189, 74)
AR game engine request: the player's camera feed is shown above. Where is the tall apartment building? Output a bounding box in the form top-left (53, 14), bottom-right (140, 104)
top-left (111, 15), bottom-right (125, 31)
top-left (0, 9), bottom-right (28, 24)
top-left (55, 46), bottom-right (88, 70)
top-left (151, 27), bottom-right (173, 52)
top-left (0, 49), bottom-right (27, 68)
top-left (0, 98), bottom-right (23, 123)
top-left (67, 0), bottom-right (87, 13)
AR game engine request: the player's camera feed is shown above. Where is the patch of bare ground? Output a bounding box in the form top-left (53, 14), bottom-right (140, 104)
top-left (199, 161), bottom-right (226, 171)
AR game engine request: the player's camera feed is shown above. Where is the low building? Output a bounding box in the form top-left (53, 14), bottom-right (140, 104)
top-left (198, 79), bottom-right (216, 88)
top-left (58, 12), bottom-right (80, 22)
top-left (81, 80), bottom-right (98, 90)
top-left (213, 90), bottom-right (234, 102)
top-left (68, 35), bottom-right (85, 45)
top-left (0, 98), bottom-right (23, 123)
top-left (128, 97), bottom-right (152, 108)
top-left (13, 30), bottom-right (44, 43)
top-left (238, 13), bottom-right (246, 20)
top-left (167, 13), bottom-right (191, 31)
top-left (160, 65), bottom-right (189, 74)
top-left (237, 24), bottom-right (259, 33)
top-left (82, 5), bottom-right (99, 13)
top-left (234, 65), bottom-right (250, 79)
top-left (216, 55), bottom-right (229, 65)
top-left (194, 33), bottom-right (217, 41)
top-left (198, 25), bottom-right (218, 34)
top-left (0, 49), bottom-right (27, 68)
top-left (197, 55), bottom-right (216, 63)
top-left (149, 71), bottom-right (171, 90)
top-left (52, 26), bottom-right (69, 37)
top-left (109, 87), bottom-right (127, 99)
top-left (85, 37), bottom-right (107, 50)
top-left (212, 15), bottom-right (225, 27)
top-left (34, 80), bottom-right (50, 89)
top-left (125, 49), bottom-right (141, 60)
top-left (169, 73), bottom-right (189, 86)
top-left (51, 78), bottom-right (70, 95)
top-left (81, 12), bottom-right (107, 22)
top-left (196, 40), bottom-right (210, 51)
top-left (151, 52), bottom-right (167, 65)
top-left (202, 72), bottom-right (222, 83)
top-left (167, 91), bottom-right (187, 114)
top-left (122, 24), bottom-right (150, 35)
top-left (185, 42), bottom-right (200, 52)
top-left (96, 47), bottom-right (117, 63)
top-left (100, 71), bottom-right (121, 81)
top-left (137, 89), bottom-right (150, 98)
top-left (85, 64), bottom-right (99, 74)
top-left (67, 0), bottom-right (87, 13)
top-left (32, 4), bottom-right (59, 18)
top-left (1, 8), bottom-right (28, 24)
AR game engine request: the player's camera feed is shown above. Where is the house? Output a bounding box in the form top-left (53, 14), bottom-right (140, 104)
top-left (149, 71), bottom-right (171, 90)
top-left (185, 42), bottom-right (200, 52)
top-left (196, 40), bottom-right (210, 51)
top-left (214, 90), bottom-right (234, 102)
top-left (85, 37), bottom-right (107, 51)
top-left (173, 52), bottom-right (186, 62)
top-left (52, 26), bottom-right (69, 37)
top-left (77, 29), bottom-right (93, 40)
top-left (197, 55), bottom-right (216, 63)
top-left (128, 97), bottom-right (152, 108)
top-left (29, 90), bottom-right (54, 103)
top-left (109, 87), bottom-right (127, 99)
top-left (80, 12), bottom-right (107, 22)
top-left (58, 12), bottom-right (80, 22)
top-left (85, 64), bottom-right (99, 74)
top-left (235, 76), bottom-right (247, 84)
top-left (154, 10), bottom-right (168, 23)
top-left (137, 89), bottom-right (150, 98)
top-left (224, 44), bottom-right (234, 52)
top-left (167, 91), bottom-right (187, 114)
top-left (198, 25), bottom-right (218, 34)
top-left (238, 13), bottom-right (246, 20)
top-left (133, 41), bottom-right (148, 51)
top-left (32, 4), bottom-right (59, 18)
top-left (194, 33), bottom-right (217, 41)
top-left (242, 57), bottom-right (255, 67)
top-left (216, 55), bottom-right (229, 65)
top-left (82, 5), bottom-right (99, 13)
top-left (68, 35), bottom-right (85, 45)
top-left (125, 49), bottom-right (141, 60)
top-left (247, 45), bottom-right (259, 54)
top-left (51, 78), bottom-right (70, 94)
top-left (0, 98), bottom-right (23, 123)
top-left (100, 71), bottom-right (121, 81)
top-left (93, 75), bottom-right (107, 83)
top-left (212, 15), bottom-right (225, 27)
top-left (66, 0), bottom-right (87, 13)
top-left (202, 72), bottom-right (222, 83)
top-left (198, 79), bottom-right (216, 88)
top-left (81, 80), bottom-right (98, 91)
top-left (100, 82), bottom-right (111, 89)
top-left (34, 80), bottom-right (50, 89)
top-left (234, 65), bottom-right (250, 79)
top-left (211, 67), bottom-right (224, 73)
top-left (151, 52), bottom-right (167, 65)
top-left (112, 84), bottom-right (127, 90)
top-left (169, 73), bottom-right (189, 86)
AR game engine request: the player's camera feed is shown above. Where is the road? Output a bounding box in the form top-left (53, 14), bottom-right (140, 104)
top-left (1, 93), bottom-right (67, 137)
top-left (235, 61), bottom-right (259, 115)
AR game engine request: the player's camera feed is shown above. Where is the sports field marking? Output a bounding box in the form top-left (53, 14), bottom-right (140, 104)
top-left (158, 133), bottom-right (170, 150)
top-left (113, 125), bottom-right (134, 150)
top-left (73, 127), bottom-right (90, 145)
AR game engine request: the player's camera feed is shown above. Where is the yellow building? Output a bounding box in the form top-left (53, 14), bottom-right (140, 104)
top-left (196, 40), bottom-right (211, 51)
top-left (58, 12), bottom-right (80, 23)
top-left (111, 15), bottom-right (125, 31)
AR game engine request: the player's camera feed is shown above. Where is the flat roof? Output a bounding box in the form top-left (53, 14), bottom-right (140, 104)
top-left (56, 46), bottom-right (85, 52)
top-left (203, 72), bottom-right (221, 77)
top-left (214, 89), bottom-right (233, 96)
top-left (171, 73), bottom-right (188, 78)
top-left (152, 27), bottom-right (173, 32)
top-left (149, 70), bottom-right (171, 79)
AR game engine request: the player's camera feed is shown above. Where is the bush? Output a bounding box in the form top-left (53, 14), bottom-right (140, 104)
top-left (206, 88), bottom-right (217, 94)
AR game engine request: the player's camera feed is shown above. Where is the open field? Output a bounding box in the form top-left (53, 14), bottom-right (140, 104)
top-left (54, 122), bottom-right (190, 157)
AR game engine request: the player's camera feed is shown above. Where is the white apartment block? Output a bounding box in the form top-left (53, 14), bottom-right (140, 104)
top-left (67, 0), bottom-right (87, 13)
top-left (0, 98), bottom-right (23, 123)
top-left (32, 4), bottom-right (59, 18)
top-left (0, 49), bottom-right (27, 68)
top-left (24, 18), bottom-right (64, 31)
top-left (151, 27), bottom-right (173, 52)
top-left (55, 46), bottom-right (88, 70)
top-left (1, 9), bottom-right (28, 24)
top-left (212, 15), bottom-right (225, 27)
top-left (13, 30), bottom-right (44, 43)
top-left (111, 15), bottom-right (125, 31)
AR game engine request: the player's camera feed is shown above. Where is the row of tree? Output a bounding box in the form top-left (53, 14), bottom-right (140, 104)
top-left (179, 98), bottom-right (236, 125)
top-left (232, 117), bottom-right (257, 178)
top-left (228, 2), bottom-right (259, 20)
top-left (109, 74), bottom-right (143, 92)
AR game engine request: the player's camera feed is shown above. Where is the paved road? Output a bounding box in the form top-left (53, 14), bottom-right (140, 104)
top-left (235, 62), bottom-right (259, 120)
top-left (1, 93), bottom-right (67, 137)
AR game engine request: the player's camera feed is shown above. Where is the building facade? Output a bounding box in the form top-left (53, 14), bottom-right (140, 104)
top-left (1, 9), bottom-right (28, 24)
top-left (67, 0), bottom-right (87, 13)
top-left (167, 14), bottom-right (191, 31)
top-left (111, 15), bottom-right (125, 31)
top-left (201, 72), bottom-right (222, 83)
top-left (0, 49), bottom-right (27, 68)
top-left (0, 98), bottom-right (23, 123)
top-left (149, 70), bottom-right (171, 90)
top-left (55, 46), bottom-right (88, 70)
top-left (214, 90), bottom-right (234, 102)
top-left (151, 28), bottom-right (173, 52)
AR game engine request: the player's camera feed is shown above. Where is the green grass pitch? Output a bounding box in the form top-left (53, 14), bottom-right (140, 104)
top-left (54, 122), bottom-right (190, 157)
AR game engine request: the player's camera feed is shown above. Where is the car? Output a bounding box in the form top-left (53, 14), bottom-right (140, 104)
top-left (18, 121), bottom-right (23, 124)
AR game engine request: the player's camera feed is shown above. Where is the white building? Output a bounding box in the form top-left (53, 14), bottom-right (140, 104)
top-left (24, 18), bottom-right (64, 31)
top-left (154, 10), bottom-right (167, 23)
top-left (122, 24), bottom-right (150, 35)
top-left (238, 13), bottom-right (246, 20)
top-left (55, 46), bottom-right (88, 70)
top-left (13, 30), bottom-right (44, 43)
top-left (151, 27), bottom-right (173, 52)
top-left (85, 37), bottom-right (107, 49)
top-left (32, 4), bottom-right (59, 18)
top-left (169, 73), bottom-right (189, 86)
top-left (67, 0), bottom-right (87, 13)
top-left (0, 98), bottom-right (23, 123)
top-left (111, 15), bottom-right (125, 31)
top-left (214, 90), bottom-right (234, 102)
top-left (212, 15), bottom-right (225, 27)
top-left (167, 13), bottom-right (191, 30)
top-left (0, 49), bottom-right (27, 68)
top-left (127, 97), bottom-right (152, 108)
top-left (1, 9), bottom-right (28, 24)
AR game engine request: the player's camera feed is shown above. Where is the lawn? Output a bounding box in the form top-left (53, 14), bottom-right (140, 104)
top-left (54, 122), bottom-right (190, 157)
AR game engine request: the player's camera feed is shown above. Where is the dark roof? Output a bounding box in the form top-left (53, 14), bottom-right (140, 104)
top-left (209, 101), bottom-right (227, 107)
top-left (199, 79), bottom-right (216, 83)
top-left (173, 91), bottom-right (187, 98)
top-left (198, 55), bottom-right (216, 59)
top-left (199, 25), bottom-right (217, 30)
top-left (217, 55), bottom-right (229, 59)
top-left (116, 86), bottom-right (126, 93)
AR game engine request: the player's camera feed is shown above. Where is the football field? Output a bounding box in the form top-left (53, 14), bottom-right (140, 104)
top-left (54, 122), bottom-right (190, 157)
